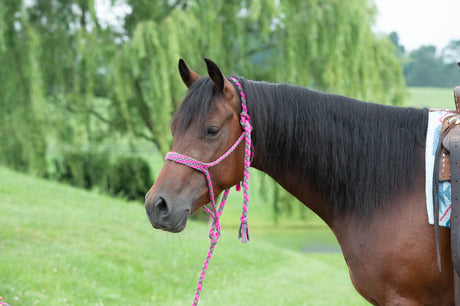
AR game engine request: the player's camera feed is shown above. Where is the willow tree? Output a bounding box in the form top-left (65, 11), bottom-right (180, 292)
top-left (25, 0), bottom-right (117, 146)
top-left (0, 0), bottom-right (408, 217)
top-left (0, 0), bottom-right (118, 175)
top-left (108, 0), bottom-right (406, 157)
top-left (276, 0), bottom-right (406, 105)
top-left (108, 0), bottom-right (279, 154)
top-left (0, 0), bottom-right (47, 175)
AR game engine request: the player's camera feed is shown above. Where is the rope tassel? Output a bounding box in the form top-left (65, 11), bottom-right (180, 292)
top-left (238, 221), bottom-right (250, 243)
top-left (231, 77), bottom-right (253, 244)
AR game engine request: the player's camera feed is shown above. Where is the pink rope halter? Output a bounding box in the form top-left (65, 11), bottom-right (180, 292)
top-left (165, 77), bottom-right (251, 305)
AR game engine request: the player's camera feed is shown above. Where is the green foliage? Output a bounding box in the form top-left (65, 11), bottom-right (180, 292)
top-left (1, 0), bottom-right (407, 158)
top-left (57, 152), bottom-right (91, 188)
top-left (109, 156), bottom-right (152, 200)
top-left (0, 0), bottom-right (47, 175)
top-left (404, 43), bottom-right (460, 87)
top-left (56, 151), bottom-right (110, 190)
top-left (52, 151), bottom-right (152, 201)
top-left (388, 31), bottom-right (406, 58)
top-left (277, 0), bottom-right (406, 105)
top-left (108, 0), bottom-right (407, 158)
top-left (1, 0), bottom-right (410, 218)
top-left (388, 33), bottom-right (460, 88)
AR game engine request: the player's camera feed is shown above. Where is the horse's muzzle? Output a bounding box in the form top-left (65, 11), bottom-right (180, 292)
top-left (145, 194), bottom-right (190, 233)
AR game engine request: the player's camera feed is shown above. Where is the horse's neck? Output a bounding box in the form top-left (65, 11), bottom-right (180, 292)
top-left (251, 153), bottom-right (335, 226)
top-left (247, 80), bottom-right (427, 229)
top-left (247, 85), bottom-right (338, 225)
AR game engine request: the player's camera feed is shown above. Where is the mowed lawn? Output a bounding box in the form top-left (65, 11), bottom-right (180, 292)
top-left (405, 87), bottom-right (455, 109)
top-left (0, 167), bottom-right (366, 305)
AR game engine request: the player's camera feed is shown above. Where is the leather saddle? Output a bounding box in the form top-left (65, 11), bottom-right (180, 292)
top-left (433, 85), bottom-right (460, 303)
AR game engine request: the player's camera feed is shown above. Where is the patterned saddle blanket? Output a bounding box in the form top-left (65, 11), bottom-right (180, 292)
top-left (425, 110), bottom-right (454, 228)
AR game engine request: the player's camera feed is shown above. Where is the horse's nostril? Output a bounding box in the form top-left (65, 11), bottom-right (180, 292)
top-left (155, 197), bottom-right (170, 217)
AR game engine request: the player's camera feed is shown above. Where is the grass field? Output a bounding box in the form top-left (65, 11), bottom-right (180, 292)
top-left (0, 167), bottom-right (366, 305)
top-left (405, 87), bottom-right (455, 109)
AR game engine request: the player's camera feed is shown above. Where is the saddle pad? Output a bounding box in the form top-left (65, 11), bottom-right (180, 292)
top-left (426, 110), bottom-right (454, 228)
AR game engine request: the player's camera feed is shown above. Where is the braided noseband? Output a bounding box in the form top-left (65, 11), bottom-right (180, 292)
top-left (165, 77), bottom-right (252, 306)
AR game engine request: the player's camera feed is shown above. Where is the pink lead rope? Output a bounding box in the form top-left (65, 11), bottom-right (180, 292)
top-left (165, 77), bottom-right (252, 306)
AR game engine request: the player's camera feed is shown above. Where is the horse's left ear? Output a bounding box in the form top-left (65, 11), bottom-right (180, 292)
top-left (204, 58), bottom-right (233, 96)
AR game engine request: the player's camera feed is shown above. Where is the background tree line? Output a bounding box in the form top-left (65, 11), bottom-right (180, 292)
top-left (0, 0), bottom-right (408, 214)
top-left (389, 32), bottom-right (460, 87)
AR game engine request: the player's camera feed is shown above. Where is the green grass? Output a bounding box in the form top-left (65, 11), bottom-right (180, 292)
top-left (405, 87), bottom-right (455, 109)
top-left (0, 167), bottom-right (366, 305)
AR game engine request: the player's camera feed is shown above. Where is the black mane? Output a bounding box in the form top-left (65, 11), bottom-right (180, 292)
top-left (172, 76), bottom-right (428, 217)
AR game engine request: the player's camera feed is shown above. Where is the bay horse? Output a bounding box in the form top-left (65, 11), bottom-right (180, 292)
top-left (145, 58), bottom-right (455, 305)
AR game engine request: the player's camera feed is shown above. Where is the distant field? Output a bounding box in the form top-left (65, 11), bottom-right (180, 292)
top-left (0, 167), bottom-right (366, 305)
top-left (405, 87), bottom-right (455, 109)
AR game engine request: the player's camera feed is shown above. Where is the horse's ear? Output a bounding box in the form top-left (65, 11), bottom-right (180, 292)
top-left (178, 58), bottom-right (200, 88)
top-left (204, 58), bottom-right (232, 95)
top-left (204, 58), bottom-right (231, 95)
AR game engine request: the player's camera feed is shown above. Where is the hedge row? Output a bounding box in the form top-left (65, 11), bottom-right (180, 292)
top-left (48, 151), bottom-right (152, 201)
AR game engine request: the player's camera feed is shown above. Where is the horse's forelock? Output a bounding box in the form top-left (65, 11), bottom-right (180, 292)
top-left (171, 77), bottom-right (219, 134)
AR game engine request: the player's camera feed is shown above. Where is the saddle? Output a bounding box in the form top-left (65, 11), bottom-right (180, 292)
top-left (434, 85), bottom-right (460, 303)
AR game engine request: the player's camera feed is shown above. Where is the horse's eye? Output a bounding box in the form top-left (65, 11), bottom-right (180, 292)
top-left (205, 126), bottom-right (220, 138)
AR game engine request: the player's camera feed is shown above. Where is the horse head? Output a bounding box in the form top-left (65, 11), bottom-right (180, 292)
top-left (145, 59), bottom-right (245, 232)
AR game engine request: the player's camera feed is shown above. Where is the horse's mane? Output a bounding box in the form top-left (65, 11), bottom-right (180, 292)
top-left (172, 76), bottom-right (429, 217)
